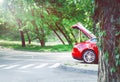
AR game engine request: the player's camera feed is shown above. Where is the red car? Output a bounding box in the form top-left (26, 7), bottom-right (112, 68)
top-left (71, 23), bottom-right (99, 64)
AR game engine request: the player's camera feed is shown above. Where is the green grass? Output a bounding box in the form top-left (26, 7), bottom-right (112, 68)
top-left (0, 40), bottom-right (72, 52)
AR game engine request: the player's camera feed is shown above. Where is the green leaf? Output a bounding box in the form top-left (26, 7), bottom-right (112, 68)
top-left (116, 54), bottom-right (120, 59)
top-left (110, 67), bottom-right (116, 73)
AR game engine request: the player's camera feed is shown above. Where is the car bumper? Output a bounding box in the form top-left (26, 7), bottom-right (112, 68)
top-left (72, 48), bottom-right (82, 60)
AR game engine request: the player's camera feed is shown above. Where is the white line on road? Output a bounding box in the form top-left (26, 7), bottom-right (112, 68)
top-left (19, 64), bottom-right (35, 69)
top-left (0, 65), bottom-right (7, 68)
top-left (49, 63), bottom-right (61, 68)
top-left (0, 63), bottom-right (61, 69)
top-left (34, 63), bottom-right (48, 69)
top-left (3, 65), bottom-right (20, 69)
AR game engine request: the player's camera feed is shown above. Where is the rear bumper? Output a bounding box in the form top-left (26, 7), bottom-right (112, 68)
top-left (72, 48), bottom-right (82, 60)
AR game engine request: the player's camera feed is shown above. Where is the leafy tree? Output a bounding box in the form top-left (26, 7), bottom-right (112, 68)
top-left (0, 0), bottom-right (95, 46)
top-left (47, 0), bottom-right (94, 44)
top-left (3, 0), bottom-right (27, 47)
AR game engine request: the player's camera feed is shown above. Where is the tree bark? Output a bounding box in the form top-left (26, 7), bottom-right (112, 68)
top-left (19, 31), bottom-right (26, 47)
top-left (17, 19), bottom-right (26, 47)
top-left (94, 0), bottom-right (120, 82)
top-left (40, 27), bottom-right (45, 47)
top-left (25, 30), bottom-right (31, 44)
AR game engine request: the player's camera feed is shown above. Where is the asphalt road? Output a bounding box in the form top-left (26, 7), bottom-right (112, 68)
top-left (0, 48), bottom-right (97, 82)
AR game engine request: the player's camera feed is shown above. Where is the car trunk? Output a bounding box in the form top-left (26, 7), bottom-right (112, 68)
top-left (72, 23), bottom-right (96, 39)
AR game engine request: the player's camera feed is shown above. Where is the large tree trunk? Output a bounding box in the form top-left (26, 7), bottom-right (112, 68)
top-left (94, 0), bottom-right (120, 82)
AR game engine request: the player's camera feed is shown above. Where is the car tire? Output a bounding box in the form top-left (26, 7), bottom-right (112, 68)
top-left (82, 50), bottom-right (96, 64)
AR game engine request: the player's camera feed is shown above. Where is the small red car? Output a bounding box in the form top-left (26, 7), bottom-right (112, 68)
top-left (71, 23), bottom-right (99, 64)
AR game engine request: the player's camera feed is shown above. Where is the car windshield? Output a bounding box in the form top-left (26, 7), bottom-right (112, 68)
top-left (90, 38), bottom-right (97, 42)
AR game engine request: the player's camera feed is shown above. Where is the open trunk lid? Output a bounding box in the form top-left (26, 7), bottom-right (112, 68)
top-left (72, 23), bottom-right (96, 39)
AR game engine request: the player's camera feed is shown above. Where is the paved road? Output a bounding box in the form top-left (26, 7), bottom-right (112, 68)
top-left (0, 48), bottom-right (97, 82)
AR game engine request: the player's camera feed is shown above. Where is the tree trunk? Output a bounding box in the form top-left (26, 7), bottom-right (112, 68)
top-left (31, 20), bottom-right (46, 47)
top-left (94, 0), bottom-right (120, 82)
top-left (25, 30), bottom-right (31, 44)
top-left (17, 19), bottom-right (26, 47)
top-left (55, 22), bottom-right (72, 45)
top-left (47, 23), bottom-right (65, 45)
top-left (61, 24), bottom-right (77, 43)
top-left (20, 31), bottom-right (26, 47)
top-left (8, 5), bottom-right (26, 47)
top-left (40, 27), bottom-right (45, 47)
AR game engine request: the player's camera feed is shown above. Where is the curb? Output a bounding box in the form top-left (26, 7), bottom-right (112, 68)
top-left (58, 64), bottom-right (98, 75)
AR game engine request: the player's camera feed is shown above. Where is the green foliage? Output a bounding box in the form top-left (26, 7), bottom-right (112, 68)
top-left (104, 51), bottom-right (109, 64)
top-left (0, 0), bottom-right (95, 46)
top-left (57, 0), bottom-right (94, 43)
top-left (115, 48), bottom-right (120, 66)
top-left (110, 67), bottom-right (117, 73)
top-left (62, 0), bottom-right (94, 29)
top-left (0, 22), bottom-right (20, 41)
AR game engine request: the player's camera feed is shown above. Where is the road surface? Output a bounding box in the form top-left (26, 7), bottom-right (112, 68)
top-left (0, 48), bottom-right (97, 82)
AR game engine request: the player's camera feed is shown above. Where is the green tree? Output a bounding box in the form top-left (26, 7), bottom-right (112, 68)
top-left (47, 0), bottom-right (94, 44)
top-left (0, 0), bottom-right (95, 46)
top-left (4, 0), bottom-right (27, 47)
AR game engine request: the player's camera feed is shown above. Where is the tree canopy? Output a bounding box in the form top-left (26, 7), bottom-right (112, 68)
top-left (0, 0), bottom-right (94, 46)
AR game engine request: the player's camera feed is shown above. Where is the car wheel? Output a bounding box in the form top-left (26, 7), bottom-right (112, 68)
top-left (82, 50), bottom-right (96, 64)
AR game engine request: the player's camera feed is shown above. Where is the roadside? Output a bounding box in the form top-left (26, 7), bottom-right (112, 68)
top-left (60, 62), bottom-right (98, 75)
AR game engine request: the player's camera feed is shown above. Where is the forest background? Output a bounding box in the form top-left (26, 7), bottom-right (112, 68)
top-left (0, 0), bottom-right (94, 52)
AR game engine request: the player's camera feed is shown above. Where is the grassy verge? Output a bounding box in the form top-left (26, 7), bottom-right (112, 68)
top-left (0, 40), bottom-right (72, 52)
